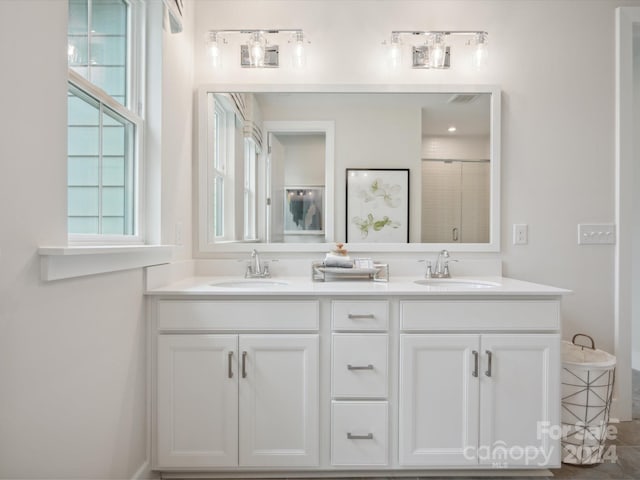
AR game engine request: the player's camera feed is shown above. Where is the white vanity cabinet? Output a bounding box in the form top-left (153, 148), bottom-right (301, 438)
top-left (154, 300), bottom-right (320, 469)
top-left (398, 300), bottom-right (561, 469)
top-left (148, 282), bottom-right (566, 476)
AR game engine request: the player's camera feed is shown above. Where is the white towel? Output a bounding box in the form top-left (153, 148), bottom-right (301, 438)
top-left (324, 253), bottom-right (354, 268)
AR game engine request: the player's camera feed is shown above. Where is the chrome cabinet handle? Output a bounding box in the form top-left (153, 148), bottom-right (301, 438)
top-left (453, 227), bottom-right (459, 242)
top-left (347, 432), bottom-right (374, 440)
top-left (242, 351), bottom-right (247, 378)
top-left (347, 364), bottom-right (374, 370)
top-left (472, 350), bottom-right (479, 377)
top-left (347, 313), bottom-right (375, 319)
top-left (228, 351), bottom-right (234, 378)
top-left (485, 350), bottom-right (492, 377)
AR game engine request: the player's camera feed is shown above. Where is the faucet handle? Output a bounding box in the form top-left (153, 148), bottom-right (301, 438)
top-left (442, 259), bottom-right (458, 278)
top-left (425, 260), bottom-right (433, 279)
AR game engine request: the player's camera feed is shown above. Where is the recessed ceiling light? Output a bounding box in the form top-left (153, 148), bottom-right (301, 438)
top-left (448, 126), bottom-right (457, 133)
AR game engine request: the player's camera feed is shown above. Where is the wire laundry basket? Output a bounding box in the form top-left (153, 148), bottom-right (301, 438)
top-left (561, 333), bottom-right (616, 465)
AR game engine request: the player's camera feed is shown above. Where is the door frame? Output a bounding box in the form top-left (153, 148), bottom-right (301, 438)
top-left (614, 6), bottom-right (640, 421)
top-left (262, 121), bottom-right (335, 243)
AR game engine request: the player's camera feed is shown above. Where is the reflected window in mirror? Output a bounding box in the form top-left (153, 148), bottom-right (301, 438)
top-left (208, 93), bottom-right (258, 243)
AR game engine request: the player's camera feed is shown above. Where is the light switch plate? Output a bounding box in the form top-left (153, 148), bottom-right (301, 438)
top-left (578, 224), bottom-right (616, 245)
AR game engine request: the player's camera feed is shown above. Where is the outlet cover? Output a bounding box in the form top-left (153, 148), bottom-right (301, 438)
top-left (578, 224), bottom-right (616, 245)
top-left (513, 224), bottom-right (528, 245)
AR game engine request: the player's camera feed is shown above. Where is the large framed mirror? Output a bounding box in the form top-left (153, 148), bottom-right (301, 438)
top-left (197, 85), bottom-right (500, 253)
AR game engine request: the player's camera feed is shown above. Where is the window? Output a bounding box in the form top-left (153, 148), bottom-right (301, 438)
top-left (67, 0), bottom-right (144, 241)
top-left (244, 138), bottom-right (257, 240)
top-left (208, 95), bottom-right (252, 243)
top-left (212, 101), bottom-right (229, 239)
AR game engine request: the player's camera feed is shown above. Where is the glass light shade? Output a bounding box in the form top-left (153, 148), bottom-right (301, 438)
top-left (292, 31), bottom-right (306, 68)
top-left (429, 33), bottom-right (446, 69)
top-left (208, 32), bottom-right (221, 68)
top-left (388, 33), bottom-right (402, 69)
top-left (249, 32), bottom-right (266, 67)
top-left (473, 33), bottom-right (488, 71)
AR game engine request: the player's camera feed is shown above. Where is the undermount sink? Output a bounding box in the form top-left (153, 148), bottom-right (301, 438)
top-left (210, 279), bottom-right (289, 288)
top-left (414, 279), bottom-right (501, 289)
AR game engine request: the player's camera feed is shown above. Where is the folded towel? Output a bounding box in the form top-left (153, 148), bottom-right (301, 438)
top-left (324, 253), bottom-right (354, 268)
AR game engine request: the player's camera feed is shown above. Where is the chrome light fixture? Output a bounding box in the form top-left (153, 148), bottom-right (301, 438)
top-left (206, 29), bottom-right (308, 69)
top-left (387, 30), bottom-right (488, 69)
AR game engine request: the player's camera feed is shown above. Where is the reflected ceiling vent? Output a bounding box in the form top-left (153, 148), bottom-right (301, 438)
top-left (447, 93), bottom-right (480, 104)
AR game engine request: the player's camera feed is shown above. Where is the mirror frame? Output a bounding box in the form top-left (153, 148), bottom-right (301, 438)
top-left (197, 84), bottom-right (501, 254)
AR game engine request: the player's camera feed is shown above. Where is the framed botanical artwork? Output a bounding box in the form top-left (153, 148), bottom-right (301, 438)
top-left (284, 186), bottom-right (324, 235)
top-left (346, 169), bottom-right (409, 243)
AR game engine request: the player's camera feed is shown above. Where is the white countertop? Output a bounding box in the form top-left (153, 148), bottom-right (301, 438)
top-left (145, 275), bottom-right (571, 297)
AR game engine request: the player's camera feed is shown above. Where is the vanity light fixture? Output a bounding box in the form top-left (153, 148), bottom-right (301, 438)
top-left (205, 29), bottom-right (308, 68)
top-left (386, 30), bottom-right (488, 70)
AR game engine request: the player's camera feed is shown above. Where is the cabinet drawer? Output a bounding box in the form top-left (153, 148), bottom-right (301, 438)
top-left (331, 401), bottom-right (388, 466)
top-left (332, 334), bottom-right (388, 398)
top-left (157, 300), bottom-right (319, 331)
top-left (332, 301), bottom-right (389, 331)
top-left (400, 300), bottom-right (560, 331)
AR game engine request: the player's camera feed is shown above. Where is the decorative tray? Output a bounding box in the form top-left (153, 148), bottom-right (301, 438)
top-left (311, 261), bottom-right (389, 282)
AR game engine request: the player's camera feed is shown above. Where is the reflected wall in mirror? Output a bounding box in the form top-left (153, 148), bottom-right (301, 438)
top-left (420, 93), bottom-right (491, 243)
top-left (197, 87), bottom-right (500, 253)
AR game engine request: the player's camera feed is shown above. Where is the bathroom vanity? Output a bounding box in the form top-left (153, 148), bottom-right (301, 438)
top-left (146, 273), bottom-right (568, 477)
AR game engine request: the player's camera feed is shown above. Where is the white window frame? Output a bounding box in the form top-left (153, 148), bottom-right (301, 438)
top-left (207, 95), bottom-right (244, 244)
top-left (67, 0), bottom-right (146, 245)
top-left (243, 138), bottom-right (258, 240)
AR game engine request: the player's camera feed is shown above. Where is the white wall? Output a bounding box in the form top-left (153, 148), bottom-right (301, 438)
top-left (162, 4), bottom-right (195, 261)
top-left (0, 0), bottom-right (194, 478)
top-left (192, 0), bottom-right (628, 353)
top-left (422, 135), bottom-right (490, 160)
top-left (280, 134), bottom-right (325, 186)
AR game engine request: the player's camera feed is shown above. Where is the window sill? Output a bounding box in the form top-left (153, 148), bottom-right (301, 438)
top-left (38, 245), bottom-right (174, 281)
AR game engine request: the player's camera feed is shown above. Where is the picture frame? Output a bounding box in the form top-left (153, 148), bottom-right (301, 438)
top-left (284, 186), bottom-right (325, 235)
top-left (346, 168), bottom-right (409, 243)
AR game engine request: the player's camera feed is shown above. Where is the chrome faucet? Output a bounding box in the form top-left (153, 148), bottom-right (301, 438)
top-left (245, 249), bottom-right (271, 278)
top-left (425, 249), bottom-right (456, 279)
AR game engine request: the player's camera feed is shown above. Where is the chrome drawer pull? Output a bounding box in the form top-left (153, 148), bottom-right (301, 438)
top-left (485, 350), bottom-right (492, 377)
top-left (347, 313), bottom-right (375, 319)
top-left (347, 364), bottom-right (374, 371)
top-left (228, 351), bottom-right (234, 378)
top-left (472, 350), bottom-right (479, 377)
top-left (347, 432), bottom-right (374, 440)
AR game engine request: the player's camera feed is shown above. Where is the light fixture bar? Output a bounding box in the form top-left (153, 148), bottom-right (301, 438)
top-left (391, 30), bottom-right (488, 36)
top-left (388, 30), bottom-right (488, 69)
top-left (206, 29), bottom-right (306, 69)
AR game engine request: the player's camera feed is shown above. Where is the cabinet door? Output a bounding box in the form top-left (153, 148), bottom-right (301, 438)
top-left (239, 335), bottom-right (319, 467)
top-left (157, 335), bottom-right (238, 468)
top-left (399, 334), bottom-right (479, 466)
top-left (479, 334), bottom-right (560, 467)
